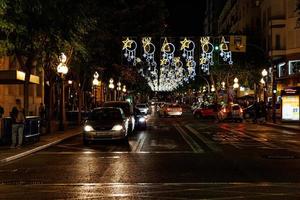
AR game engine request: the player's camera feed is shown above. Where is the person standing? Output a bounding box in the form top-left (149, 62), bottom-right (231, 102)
top-left (10, 99), bottom-right (25, 148)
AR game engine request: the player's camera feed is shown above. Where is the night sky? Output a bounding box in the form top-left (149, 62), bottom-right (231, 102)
top-left (164, 1), bottom-right (206, 36)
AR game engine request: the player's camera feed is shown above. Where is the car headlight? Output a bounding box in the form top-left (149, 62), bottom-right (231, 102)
top-left (139, 117), bottom-right (146, 123)
top-left (84, 125), bottom-right (94, 132)
top-left (112, 125), bottom-right (123, 131)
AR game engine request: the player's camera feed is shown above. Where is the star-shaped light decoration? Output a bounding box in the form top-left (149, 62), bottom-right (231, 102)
top-left (160, 58), bottom-right (168, 66)
top-left (122, 37), bottom-right (133, 50)
top-left (180, 37), bottom-right (191, 50)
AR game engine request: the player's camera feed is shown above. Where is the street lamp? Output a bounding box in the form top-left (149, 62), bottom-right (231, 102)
top-left (221, 81), bottom-right (226, 90)
top-left (92, 72), bottom-right (100, 107)
top-left (211, 85), bottom-right (215, 92)
top-left (233, 77), bottom-right (239, 102)
top-left (117, 81), bottom-right (121, 100)
top-left (122, 85), bottom-right (127, 93)
top-left (57, 53), bottom-right (68, 131)
top-left (261, 69), bottom-right (268, 104)
top-left (68, 80), bottom-right (73, 111)
top-left (109, 78), bottom-right (115, 101)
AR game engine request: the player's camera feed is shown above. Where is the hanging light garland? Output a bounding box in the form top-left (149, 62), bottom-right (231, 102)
top-left (121, 36), bottom-right (236, 91)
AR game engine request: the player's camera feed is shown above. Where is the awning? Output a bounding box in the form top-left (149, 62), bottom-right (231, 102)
top-left (0, 70), bottom-right (40, 84)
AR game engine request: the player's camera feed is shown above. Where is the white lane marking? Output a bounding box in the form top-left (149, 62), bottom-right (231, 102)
top-left (185, 125), bottom-right (221, 152)
top-left (131, 134), bottom-right (147, 153)
top-left (174, 124), bottom-right (203, 153)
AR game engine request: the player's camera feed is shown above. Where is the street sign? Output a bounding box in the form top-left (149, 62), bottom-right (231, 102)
top-left (230, 36), bottom-right (246, 52)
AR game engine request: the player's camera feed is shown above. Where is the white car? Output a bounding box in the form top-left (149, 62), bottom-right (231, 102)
top-left (135, 104), bottom-right (149, 115)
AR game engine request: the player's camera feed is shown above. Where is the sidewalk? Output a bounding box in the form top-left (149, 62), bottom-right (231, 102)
top-left (0, 127), bottom-right (82, 164)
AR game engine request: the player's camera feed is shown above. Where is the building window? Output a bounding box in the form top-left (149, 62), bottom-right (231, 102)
top-left (288, 60), bottom-right (300, 75)
top-left (275, 34), bottom-right (281, 50)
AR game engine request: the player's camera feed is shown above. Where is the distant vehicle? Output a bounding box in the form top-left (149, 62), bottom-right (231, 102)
top-left (134, 108), bottom-right (147, 130)
top-left (149, 98), bottom-right (158, 105)
top-left (102, 101), bottom-right (135, 133)
top-left (82, 107), bottom-right (129, 144)
top-left (135, 103), bottom-right (149, 115)
top-left (217, 104), bottom-right (243, 122)
top-left (193, 104), bottom-right (219, 119)
top-left (158, 103), bottom-right (183, 117)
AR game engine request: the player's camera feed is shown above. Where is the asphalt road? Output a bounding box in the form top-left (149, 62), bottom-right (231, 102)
top-left (1, 106), bottom-right (300, 199)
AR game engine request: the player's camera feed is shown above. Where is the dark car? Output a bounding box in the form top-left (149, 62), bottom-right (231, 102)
top-left (82, 107), bottom-right (129, 144)
top-left (134, 108), bottom-right (147, 130)
top-left (102, 101), bottom-right (135, 133)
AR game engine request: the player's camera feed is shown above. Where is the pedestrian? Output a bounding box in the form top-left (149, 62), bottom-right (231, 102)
top-left (0, 105), bottom-right (3, 140)
top-left (10, 99), bottom-right (25, 148)
top-left (38, 103), bottom-right (45, 120)
top-left (0, 105), bottom-right (4, 118)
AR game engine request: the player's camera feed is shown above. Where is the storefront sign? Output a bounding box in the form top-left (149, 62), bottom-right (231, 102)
top-left (282, 96), bottom-right (300, 121)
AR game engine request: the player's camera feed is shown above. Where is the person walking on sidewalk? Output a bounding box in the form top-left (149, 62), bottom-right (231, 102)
top-left (10, 99), bottom-right (25, 148)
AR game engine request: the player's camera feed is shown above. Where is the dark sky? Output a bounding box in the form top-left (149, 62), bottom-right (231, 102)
top-left (164, 1), bottom-right (206, 36)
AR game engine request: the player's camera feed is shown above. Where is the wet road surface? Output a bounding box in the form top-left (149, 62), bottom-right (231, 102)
top-left (1, 106), bottom-right (300, 199)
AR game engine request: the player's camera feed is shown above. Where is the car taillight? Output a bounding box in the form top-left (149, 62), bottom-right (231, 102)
top-left (222, 108), bottom-right (227, 113)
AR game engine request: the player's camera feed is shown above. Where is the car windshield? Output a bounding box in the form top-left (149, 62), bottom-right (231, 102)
top-left (136, 104), bottom-right (147, 108)
top-left (232, 105), bottom-right (241, 110)
top-left (89, 108), bottom-right (123, 120)
top-left (103, 102), bottom-right (131, 116)
top-left (169, 104), bottom-right (180, 108)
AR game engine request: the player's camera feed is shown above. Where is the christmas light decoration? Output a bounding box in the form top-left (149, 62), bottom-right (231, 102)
top-left (122, 37), bottom-right (138, 66)
top-left (219, 36), bottom-right (233, 65)
top-left (199, 37), bottom-right (214, 74)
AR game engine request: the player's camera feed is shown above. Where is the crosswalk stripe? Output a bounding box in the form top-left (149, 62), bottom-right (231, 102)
top-left (185, 125), bottom-right (221, 152)
top-left (174, 124), bottom-right (204, 153)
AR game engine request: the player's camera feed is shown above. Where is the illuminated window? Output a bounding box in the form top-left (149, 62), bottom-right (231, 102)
top-left (288, 60), bottom-right (300, 75)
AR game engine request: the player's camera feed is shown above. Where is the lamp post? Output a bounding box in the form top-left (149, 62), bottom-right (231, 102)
top-left (117, 81), bottom-right (121, 101)
top-left (233, 77), bottom-right (239, 103)
top-left (108, 78), bottom-right (115, 101)
top-left (57, 53), bottom-right (68, 131)
top-left (261, 69), bottom-right (268, 104)
top-left (68, 80), bottom-right (73, 111)
top-left (92, 72), bottom-right (100, 107)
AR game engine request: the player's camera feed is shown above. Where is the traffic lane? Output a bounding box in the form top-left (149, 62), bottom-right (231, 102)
top-left (2, 183), bottom-right (300, 199)
top-left (43, 113), bottom-right (194, 153)
top-left (2, 152), bottom-right (296, 184)
top-left (217, 122), bottom-right (300, 153)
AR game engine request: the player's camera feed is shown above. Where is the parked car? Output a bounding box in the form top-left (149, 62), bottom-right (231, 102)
top-left (193, 104), bottom-right (219, 119)
top-left (102, 101), bottom-right (135, 133)
top-left (82, 107), bottom-right (129, 144)
top-left (158, 103), bottom-right (183, 117)
top-left (134, 108), bottom-right (147, 130)
top-left (135, 103), bottom-right (149, 115)
top-left (217, 104), bottom-right (244, 122)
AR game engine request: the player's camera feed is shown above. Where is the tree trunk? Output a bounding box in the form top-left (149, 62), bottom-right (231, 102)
top-left (77, 88), bottom-right (82, 125)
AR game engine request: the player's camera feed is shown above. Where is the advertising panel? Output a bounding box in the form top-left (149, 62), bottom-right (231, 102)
top-left (282, 96), bottom-right (300, 121)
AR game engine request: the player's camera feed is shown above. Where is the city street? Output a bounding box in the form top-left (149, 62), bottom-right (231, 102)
top-left (1, 107), bottom-right (300, 199)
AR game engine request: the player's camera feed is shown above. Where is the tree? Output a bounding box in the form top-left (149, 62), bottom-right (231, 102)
top-left (0, 0), bottom-right (93, 115)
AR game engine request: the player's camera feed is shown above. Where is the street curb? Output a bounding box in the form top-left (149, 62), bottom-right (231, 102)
top-left (0, 130), bottom-right (81, 164)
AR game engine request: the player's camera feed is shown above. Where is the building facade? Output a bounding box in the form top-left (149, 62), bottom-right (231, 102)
top-left (0, 56), bottom-right (43, 117)
top-left (204, 0), bottom-right (227, 35)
